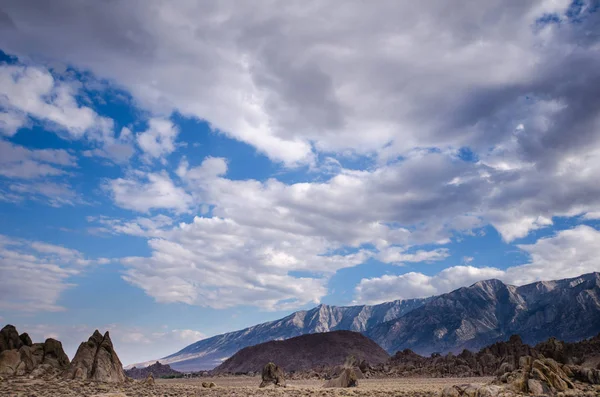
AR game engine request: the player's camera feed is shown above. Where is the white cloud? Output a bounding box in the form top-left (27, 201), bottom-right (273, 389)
top-left (0, 140), bottom-right (76, 179)
top-left (377, 247), bottom-right (450, 265)
top-left (0, 235), bottom-right (109, 312)
top-left (354, 225), bottom-right (600, 304)
top-left (87, 214), bottom-right (174, 238)
top-left (3, 1), bottom-right (590, 167)
top-left (0, 64), bottom-right (113, 139)
top-left (2, 0), bottom-right (599, 311)
top-left (83, 127), bottom-right (136, 164)
top-left (105, 171), bottom-right (193, 213)
top-left (121, 216), bottom-right (372, 310)
top-left (137, 118), bottom-right (179, 160)
top-left (0, 110), bottom-right (27, 136)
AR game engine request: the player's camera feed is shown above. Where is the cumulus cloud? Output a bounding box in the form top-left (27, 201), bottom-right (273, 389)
top-left (355, 225), bottom-right (600, 304)
top-left (3, 1), bottom-right (592, 166)
top-left (121, 216), bottom-right (371, 310)
top-left (137, 118), bottom-right (179, 161)
top-left (104, 171), bottom-right (193, 214)
top-left (2, 0), bottom-right (600, 310)
top-left (0, 235), bottom-right (110, 311)
top-left (0, 64), bottom-right (113, 139)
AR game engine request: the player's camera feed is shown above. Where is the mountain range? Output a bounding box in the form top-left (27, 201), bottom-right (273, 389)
top-left (137, 272), bottom-right (600, 371)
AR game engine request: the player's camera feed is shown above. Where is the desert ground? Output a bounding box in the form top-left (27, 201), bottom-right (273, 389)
top-left (0, 375), bottom-right (495, 397)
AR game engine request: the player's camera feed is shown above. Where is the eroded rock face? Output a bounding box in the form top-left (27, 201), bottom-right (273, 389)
top-left (0, 333), bottom-right (69, 377)
top-left (0, 325), bottom-right (23, 353)
top-left (496, 356), bottom-right (576, 394)
top-left (259, 362), bottom-right (285, 388)
top-left (0, 350), bottom-right (22, 376)
top-left (42, 338), bottom-right (69, 370)
top-left (64, 330), bottom-right (125, 383)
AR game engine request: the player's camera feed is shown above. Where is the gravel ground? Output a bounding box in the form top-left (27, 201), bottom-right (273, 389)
top-left (0, 375), bottom-right (495, 397)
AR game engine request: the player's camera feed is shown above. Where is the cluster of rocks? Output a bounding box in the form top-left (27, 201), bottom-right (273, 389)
top-left (0, 325), bottom-right (70, 378)
top-left (0, 324), bottom-right (127, 384)
top-left (258, 357), bottom-right (361, 389)
top-left (440, 355), bottom-right (600, 396)
top-left (125, 360), bottom-right (183, 379)
top-left (368, 333), bottom-right (600, 379)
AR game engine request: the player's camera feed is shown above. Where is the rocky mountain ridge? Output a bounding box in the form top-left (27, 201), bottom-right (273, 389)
top-left (150, 272), bottom-right (600, 371)
top-left (366, 272), bottom-right (600, 355)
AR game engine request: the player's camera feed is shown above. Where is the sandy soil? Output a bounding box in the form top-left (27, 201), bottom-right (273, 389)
top-left (0, 375), bottom-right (495, 396)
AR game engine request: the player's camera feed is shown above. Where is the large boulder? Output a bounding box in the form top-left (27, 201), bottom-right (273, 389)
top-left (64, 330), bottom-right (125, 383)
top-left (41, 338), bottom-right (69, 370)
top-left (0, 350), bottom-right (22, 376)
top-left (323, 368), bottom-right (358, 388)
top-left (19, 333), bottom-right (32, 347)
top-left (259, 362), bottom-right (285, 388)
top-left (0, 325), bottom-right (23, 353)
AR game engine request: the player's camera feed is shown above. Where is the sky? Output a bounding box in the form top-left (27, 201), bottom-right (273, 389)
top-left (0, 0), bottom-right (600, 366)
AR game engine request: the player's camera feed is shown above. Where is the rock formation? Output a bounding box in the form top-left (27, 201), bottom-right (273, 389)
top-left (143, 373), bottom-right (155, 386)
top-left (0, 325), bottom-right (23, 353)
top-left (125, 360), bottom-right (182, 379)
top-left (64, 330), bottom-right (125, 383)
top-left (259, 362), bottom-right (285, 388)
top-left (323, 368), bottom-right (358, 388)
top-left (0, 325), bottom-right (69, 379)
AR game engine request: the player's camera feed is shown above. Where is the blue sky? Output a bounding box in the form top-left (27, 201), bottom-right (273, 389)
top-left (1, 0), bottom-right (600, 365)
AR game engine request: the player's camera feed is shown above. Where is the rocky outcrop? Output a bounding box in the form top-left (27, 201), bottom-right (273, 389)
top-left (19, 333), bottom-right (32, 348)
top-left (0, 342), bottom-right (69, 377)
top-left (259, 362), bottom-right (285, 388)
top-left (0, 325), bottom-right (23, 353)
top-left (496, 356), bottom-right (576, 395)
top-left (323, 368), bottom-right (358, 388)
top-left (125, 361), bottom-right (182, 379)
top-left (143, 373), bottom-right (155, 386)
top-left (64, 330), bottom-right (125, 383)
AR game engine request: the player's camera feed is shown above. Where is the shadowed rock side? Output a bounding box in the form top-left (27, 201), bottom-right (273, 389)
top-left (64, 330), bottom-right (125, 383)
top-left (0, 325), bottom-right (70, 378)
top-left (125, 360), bottom-right (182, 379)
top-left (214, 330), bottom-right (390, 374)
